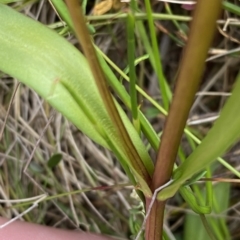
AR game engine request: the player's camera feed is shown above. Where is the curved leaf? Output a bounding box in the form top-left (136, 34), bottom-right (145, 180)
top-left (159, 74), bottom-right (240, 200)
top-left (0, 4), bottom-right (154, 188)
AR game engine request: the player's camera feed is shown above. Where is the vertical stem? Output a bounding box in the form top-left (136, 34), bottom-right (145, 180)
top-left (145, 199), bottom-right (165, 240)
top-left (152, 0), bottom-right (222, 191)
top-left (65, 0), bottom-right (152, 187)
top-left (127, 12), bottom-right (140, 133)
top-left (144, 0), bottom-right (169, 110)
top-left (145, 1), bottom-right (222, 239)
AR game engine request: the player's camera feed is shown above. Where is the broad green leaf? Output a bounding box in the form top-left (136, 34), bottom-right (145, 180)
top-left (0, 4), bottom-right (154, 194)
top-left (0, 4), bottom-right (105, 147)
top-left (159, 73), bottom-right (240, 200)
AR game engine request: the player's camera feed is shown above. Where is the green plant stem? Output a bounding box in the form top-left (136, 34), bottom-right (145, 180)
top-left (50, 0), bottom-right (74, 30)
top-left (164, 3), bottom-right (182, 33)
top-left (205, 167), bottom-right (213, 207)
top-left (64, 0), bottom-right (152, 190)
top-left (144, 0), bottom-right (169, 110)
top-left (127, 12), bottom-right (140, 133)
top-left (145, 0), bottom-right (222, 239)
top-left (87, 13), bottom-right (192, 22)
top-left (200, 215), bottom-right (217, 240)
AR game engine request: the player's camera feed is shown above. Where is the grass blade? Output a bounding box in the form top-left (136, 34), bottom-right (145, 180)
top-left (160, 73), bottom-right (240, 200)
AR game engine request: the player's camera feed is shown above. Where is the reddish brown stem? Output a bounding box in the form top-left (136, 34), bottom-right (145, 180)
top-left (145, 199), bottom-right (166, 240)
top-left (146, 0), bottom-right (222, 239)
top-left (152, 0), bottom-right (222, 191)
top-left (65, 0), bottom-right (152, 187)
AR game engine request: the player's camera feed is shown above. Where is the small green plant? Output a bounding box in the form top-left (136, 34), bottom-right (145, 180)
top-left (1, 1), bottom-right (240, 239)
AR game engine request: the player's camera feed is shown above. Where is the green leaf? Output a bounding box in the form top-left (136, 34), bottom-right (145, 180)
top-left (0, 4), bottom-right (105, 147)
top-left (222, 1), bottom-right (240, 16)
top-left (0, 4), bottom-right (154, 193)
top-left (184, 183), bottom-right (230, 240)
top-left (47, 153), bottom-right (62, 168)
top-left (159, 73), bottom-right (240, 200)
